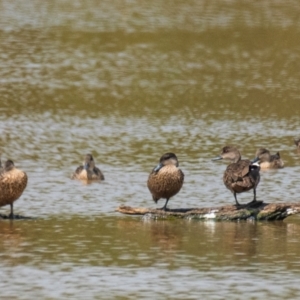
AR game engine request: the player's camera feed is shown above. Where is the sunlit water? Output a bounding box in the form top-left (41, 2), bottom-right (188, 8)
top-left (1, 0), bottom-right (300, 299)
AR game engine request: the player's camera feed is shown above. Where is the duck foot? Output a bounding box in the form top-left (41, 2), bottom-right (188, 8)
top-left (235, 204), bottom-right (242, 209)
top-left (234, 200), bottom-right (263, 209)
top-left (157, 207), bottom-right (169, 212)
top-left (246, 200), bottom-right (264, 208)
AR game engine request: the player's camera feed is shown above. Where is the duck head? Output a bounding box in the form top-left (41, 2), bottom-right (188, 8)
top-left (212, 146), bottom-right (241, 163)
top-left (154, 152), bottom-right (179, 172)
top-left (83, 154), bottom-right (96, 171)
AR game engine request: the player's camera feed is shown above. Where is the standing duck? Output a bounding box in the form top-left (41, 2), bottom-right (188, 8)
top-left (254, 148), bottom-right (284, 169)
top-left (212, 146), bottom-right (260, 206)
top-left (0, 159), bottom-right (28, 218)
top-left (71, 154), bottom-right (104, 181)
top-left (147, 152), bottom-right (184, 211)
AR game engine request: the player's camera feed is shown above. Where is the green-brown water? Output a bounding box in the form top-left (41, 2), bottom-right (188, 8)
top-left (1, 0), bottom-right (300, 299)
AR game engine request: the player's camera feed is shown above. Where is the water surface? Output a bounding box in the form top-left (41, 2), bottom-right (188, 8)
top-left (1, 0), bottom-right (300, 299)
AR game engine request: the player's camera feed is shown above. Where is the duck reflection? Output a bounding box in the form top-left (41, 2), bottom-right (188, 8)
top-left (0, 221), bottom-right (24, 264)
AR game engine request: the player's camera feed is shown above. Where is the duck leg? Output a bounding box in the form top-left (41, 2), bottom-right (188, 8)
top-left (8, 203), bottom-right (14, 219)
top-left (245, 188), bottom-right (263, 207)
top-left (159, 198), bottom-right (170, 211)
top-left (246, 189), bottom-right (258, 206)
top-left (253, 188), bottom-right (257, 202)
top-left (234, 193), bottom-right (241, 206)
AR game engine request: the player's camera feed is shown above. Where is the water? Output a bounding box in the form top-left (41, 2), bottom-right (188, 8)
top-left (1, 0), bottom-right (300, 298)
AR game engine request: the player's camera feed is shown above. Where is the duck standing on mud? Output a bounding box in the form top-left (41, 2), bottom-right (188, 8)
top-left (147, 152), bottom-right (184, 211)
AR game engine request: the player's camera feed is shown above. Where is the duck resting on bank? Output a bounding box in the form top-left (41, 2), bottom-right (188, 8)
top-left (212, 146), bottom-right (260, 206)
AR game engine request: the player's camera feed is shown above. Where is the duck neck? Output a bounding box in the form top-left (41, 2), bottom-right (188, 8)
top-left (232, 151), bottom-right (241, 163)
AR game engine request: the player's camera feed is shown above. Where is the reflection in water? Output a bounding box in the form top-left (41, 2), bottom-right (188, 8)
top-left (1, 0), bottom-right (300, 298)
top-left (0, 217), bottom-right (300, 298)
top-left (0, 221), bottom-right (22, 249)
top-left (1, 216), bottom-right (298, 269)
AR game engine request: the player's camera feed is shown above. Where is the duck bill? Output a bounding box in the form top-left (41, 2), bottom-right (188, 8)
top-left (153, 163), bottom-right (163, 172)
top-left (211, 156), bottom-right (223, 161)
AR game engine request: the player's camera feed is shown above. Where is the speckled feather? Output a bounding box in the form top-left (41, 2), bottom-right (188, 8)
top-left (147, 165), bottom-right (184, 203)
top-left (0, 166), bottom-right (28, 208)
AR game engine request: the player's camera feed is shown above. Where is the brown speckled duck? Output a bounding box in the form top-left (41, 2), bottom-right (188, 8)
top-left (254, 148), bottom-right (284, 169)
top-left (212, 146), bottom-right (260, 206)
top-left (71, 154), bottom-right (104, 181)
top-left (147, 152), bottom-right (184, 211)
top-left (0, 159), bottom-right (28, 218)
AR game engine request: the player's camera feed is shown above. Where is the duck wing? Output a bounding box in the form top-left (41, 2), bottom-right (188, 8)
top-left (225, 160), bottom-right (251, 181)
top-left (71, 165), bottom-right (84, 179)
top-left (93, 167), bottom-right (105, 180)
top-left (223, 160), bottom-right (255, 192)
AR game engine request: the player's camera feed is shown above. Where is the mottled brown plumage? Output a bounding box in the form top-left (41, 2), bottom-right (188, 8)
top-left (71, 154), bottom-right (104, 181)
top-left (254, 148), bottom-right (284, 169)
top-left (0, 160), bottom-right (28, 218)
top-left (147, 153), bottom-right (184, 211)
top-left (212, 146), bottom-right (260, 206)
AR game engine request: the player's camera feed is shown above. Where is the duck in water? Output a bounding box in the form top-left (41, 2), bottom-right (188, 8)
top-left (254, 148), bottom-right (284, 169)
top-left (71, 154), bottom-right (104, 181)
top-left (147, 152), bottom-right (184, 211)
top-left (212, 146), bottom-right (260, 206)
top-left (0, 159), bottom-right (28, 218)
top-left (294, 138), bottom-right (300, 149)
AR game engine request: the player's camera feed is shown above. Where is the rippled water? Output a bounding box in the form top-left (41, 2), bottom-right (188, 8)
top-left (1, 0), bottom-right (300, 299)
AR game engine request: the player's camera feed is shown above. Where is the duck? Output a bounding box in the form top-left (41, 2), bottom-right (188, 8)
top-left (147, 152), bottom-right (184, 211)
top-left (71, 154), bottom-right (104, 181)
top-left (212, 146), bottom-right (260, 206)
top-left (0, 159), bottom-right (28, 218)
top-left (294, 138), bottom-right (300, 149)
top-left (254, 148), bottom-right (284, 169)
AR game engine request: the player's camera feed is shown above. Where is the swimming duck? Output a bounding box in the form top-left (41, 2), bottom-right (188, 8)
top-left (0, 159), bottom-right (28, 218)
top-left (294, 138), bottom-right (300, 149)
top-left (147, 152), bottom-right (184, 211)
top-left (254, 148), bottom-right (284, 169)
top-left (71, 154), bottom-right (104, 181)
top-left (212, 146), bottom-right (260, 206)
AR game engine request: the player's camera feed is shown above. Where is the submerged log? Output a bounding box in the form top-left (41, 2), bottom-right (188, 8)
top-left (116, 202), bottom-right (300, 221)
